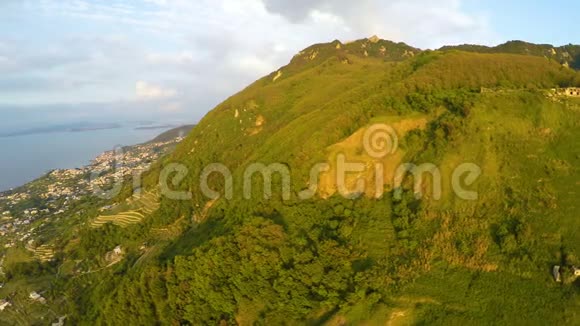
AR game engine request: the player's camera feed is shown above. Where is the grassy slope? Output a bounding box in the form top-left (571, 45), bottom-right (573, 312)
top-left (128, 42), bottom-right (580, 323)
top-left (381, 94), bottom-right (580, 325)
top-left (130, 41), bottom-right (580, 324)
top-left (440, 40), bottom-right (580, 70)
top-left (146, 125), bottom-right (195, 144)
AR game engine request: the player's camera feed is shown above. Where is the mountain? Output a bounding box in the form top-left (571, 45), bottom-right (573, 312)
top-left (1, 38), bottom-right (579, 325)
top-left (146, 124), bottom-right (195, 144)
top-left (440, 40), bottom-right (580, 69)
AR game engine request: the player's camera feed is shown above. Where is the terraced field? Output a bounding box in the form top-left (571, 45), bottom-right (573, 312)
top-left (90, 211), bottom-right (145, 228)
top-left (90, 192), bottom-right (160, 228)
top-left (138, 192), bottom-right (160, 214)
top-left (33, 245), bottom-right (54, 262)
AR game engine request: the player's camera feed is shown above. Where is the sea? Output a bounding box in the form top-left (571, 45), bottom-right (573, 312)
top-left (0, 126), bottom-right (171, 192)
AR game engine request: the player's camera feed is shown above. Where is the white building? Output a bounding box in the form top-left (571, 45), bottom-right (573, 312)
top-left (0, 299), bottom-right (11, 311)
top-left (29, 291), bottom-right (46, 303)
top-left (52, 315), bottom-right (67, 326)
top-left (553, 265), bottom-right (561, 282)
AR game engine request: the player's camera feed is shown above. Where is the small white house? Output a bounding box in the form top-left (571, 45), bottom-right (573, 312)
top-left (113, 245), bottom-right (123, 255)
top-left (553, 265), bottom-right (561, 282)
top-left (52, 315), bottom-right (67, 326)
top-left (0, 299), bottom-right (11, 311)
top-left (29, 291), bottom-right (46, 303)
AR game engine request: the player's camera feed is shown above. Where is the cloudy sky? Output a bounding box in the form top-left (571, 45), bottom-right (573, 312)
top-left (1, 0), bottom-right (578, 131)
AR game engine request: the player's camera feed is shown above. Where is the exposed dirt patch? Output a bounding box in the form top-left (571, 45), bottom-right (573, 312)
top-left (386, 308), bottom-right (411, 326)
top-left (247, 115), bottom-right (266, 136)
top-left (386, 297), bottom-right (440, 326)
top-left (193, 199), bottom-right (217, 223)
top-left (318, 117), bottom-right (429, 198)
top-left (255, 115), bottom-right (265, 127)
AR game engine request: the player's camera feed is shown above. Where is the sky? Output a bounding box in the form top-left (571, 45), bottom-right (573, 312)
top-left (0, 0), bottom-right (578, 131)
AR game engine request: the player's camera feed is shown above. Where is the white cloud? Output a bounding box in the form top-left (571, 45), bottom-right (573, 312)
top-left (0, 55), bottom-right (14, 71)
top-left (4, 0), bottom-right (499, 121)
top-left (146, 51), bottom-right (197, 65)
top-left (135, 81), bottom-right (177, 100)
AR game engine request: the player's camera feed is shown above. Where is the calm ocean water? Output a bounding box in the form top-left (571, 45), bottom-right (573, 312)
top-left (0, 127), bottom-right (169, 192)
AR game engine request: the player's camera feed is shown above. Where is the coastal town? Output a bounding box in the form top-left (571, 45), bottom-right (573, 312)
top-left (0, 127), bottom-right (189, 323)
top-left (0, 122), bottom-right (193, 323)
top-left (0, 135), bottom-right (184, 248)
top-left (0, 132), bottom-right (187, 318)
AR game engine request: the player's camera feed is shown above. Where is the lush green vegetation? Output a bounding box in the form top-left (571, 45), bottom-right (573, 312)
top-left (3, 38), bottom-right (580, 325)
top-left (440, 40), bottom-right (580, 70)
top-left (147, 124), bottom-right (195, 144)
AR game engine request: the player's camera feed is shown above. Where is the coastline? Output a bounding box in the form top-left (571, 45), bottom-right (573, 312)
top-left (0, 126), bottom-right (177, 193)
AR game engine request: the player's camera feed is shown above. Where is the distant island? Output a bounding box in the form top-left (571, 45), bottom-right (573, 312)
top-left (0, 122), bottom-right (193, 138)
top-left (0, 123), bottom-right (122, 138)
top-left (134, 124), bottom-right (177, 131)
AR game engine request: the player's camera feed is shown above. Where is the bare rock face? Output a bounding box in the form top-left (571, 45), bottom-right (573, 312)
top-left (369, 35), bottom-right (380, 43)
top-left (308, 50), bottom-right (318, 60)
top-left (255, 115), bottom-right (265, 127)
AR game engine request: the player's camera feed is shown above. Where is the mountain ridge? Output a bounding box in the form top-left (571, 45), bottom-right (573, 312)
top-left (440, 40), bottom-right (580, 69)
top-left (278, 37), bottom-right (580, 74)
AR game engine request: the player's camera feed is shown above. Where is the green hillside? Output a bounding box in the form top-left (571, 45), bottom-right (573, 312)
top-left (147, 124), bottom-right (195, 144)
top-left (440, 40), bottom-right (580, 69)
top-left (4, 38), bottom-right (580, 325)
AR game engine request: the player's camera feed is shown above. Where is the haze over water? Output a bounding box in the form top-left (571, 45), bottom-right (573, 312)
top-left (0, 126), bottom-right (168, 192)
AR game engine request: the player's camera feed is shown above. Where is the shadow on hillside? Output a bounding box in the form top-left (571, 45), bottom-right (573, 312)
top-left (157, 217), bottom-right (229, 263)
top-left (572, 54), bottom-right (580, 70)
